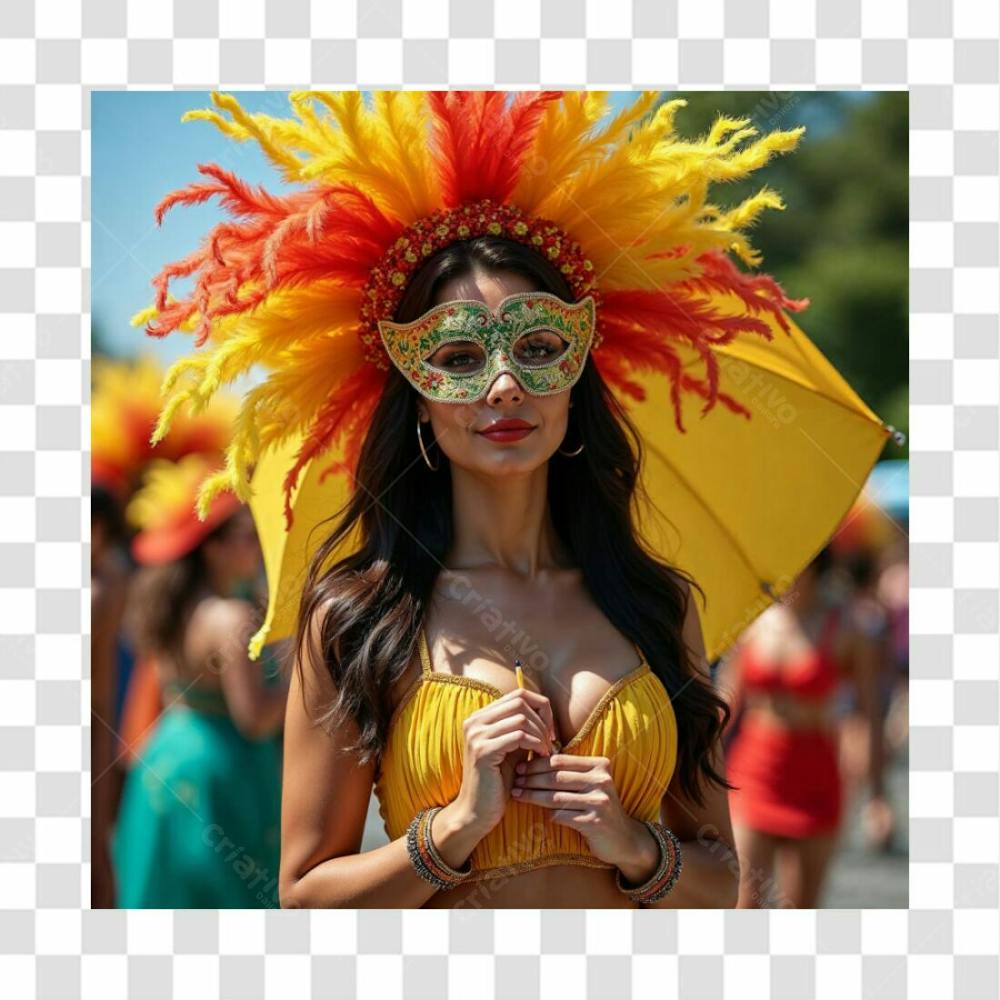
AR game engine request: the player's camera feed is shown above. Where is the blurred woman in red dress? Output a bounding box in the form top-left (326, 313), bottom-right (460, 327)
top-left (718, 546), bottom-right (886, 908)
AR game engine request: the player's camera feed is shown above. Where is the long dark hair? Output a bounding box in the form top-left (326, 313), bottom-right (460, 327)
top-left (127, 517), bottom-right (239, 664)
top-left (294, 237), bottom-right (733, 807)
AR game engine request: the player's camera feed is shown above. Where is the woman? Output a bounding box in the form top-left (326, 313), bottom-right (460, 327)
top-left (836, 547), bottom-right (895, 851)
top-left (135, 92), bottom-right (839, 908)
top-left (877, 536), bottom-right (909, 760)
top-left (112, 455), bottom-right (289, 908)
top-left (278, 238), bottom-right (740, 908)
top-left (718, 546), bottom-right (884, 908)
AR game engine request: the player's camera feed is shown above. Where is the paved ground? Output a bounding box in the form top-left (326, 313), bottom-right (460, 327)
top-left (821, 740), bottom-right (909, 908)
top-left (362, 742), bottom-right (910, 908)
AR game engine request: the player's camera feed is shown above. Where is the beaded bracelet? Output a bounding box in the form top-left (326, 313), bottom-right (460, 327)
top-left (405, 806), bottom-right (474, 891)
top-left (615, 821), bottom-right (683, 905)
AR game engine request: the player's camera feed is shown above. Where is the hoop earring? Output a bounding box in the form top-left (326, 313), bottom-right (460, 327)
top-left (558, 421), bottom-right (585, 457)
top-left (416, 415), bottom-right (440, 471)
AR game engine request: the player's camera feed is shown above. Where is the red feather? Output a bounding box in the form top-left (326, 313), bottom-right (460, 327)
top-left (154, 181), bottom-right (228, 227)
top-left (144, 180), bottom-right (404, 346)
top-left (194, 163), bottom-right (290, 218)
top-left (595, 283), bottom-right (782, 431)
top-left (427, 91), bottom-right (562, 207)
top-left (280, 359), bottom-right (388, 530)
top-left (675, 250), bottom-right (811, 334)
top-left (501, 92), bottom-right (563, 191)
top-left (152, 163), bottom-right (293, 227)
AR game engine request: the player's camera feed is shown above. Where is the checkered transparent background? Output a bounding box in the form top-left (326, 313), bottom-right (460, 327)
top-left (0, 1), bottom-right (995, 997)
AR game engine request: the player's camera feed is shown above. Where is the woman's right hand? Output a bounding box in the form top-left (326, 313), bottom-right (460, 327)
top-left (451, 688), bottom-right (558, 834)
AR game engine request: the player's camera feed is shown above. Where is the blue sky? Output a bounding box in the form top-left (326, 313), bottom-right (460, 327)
top-left (93, 91), bottom-right (299, 364)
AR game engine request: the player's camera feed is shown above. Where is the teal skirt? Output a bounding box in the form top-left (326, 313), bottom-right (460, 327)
top-left (112, 704), bottom-right (282, 908)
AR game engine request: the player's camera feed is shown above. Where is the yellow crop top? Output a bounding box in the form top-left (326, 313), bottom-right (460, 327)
top-left (373, 627), bottom-right (678, 883)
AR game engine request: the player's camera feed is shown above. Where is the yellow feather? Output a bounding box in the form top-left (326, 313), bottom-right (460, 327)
top-left (717, 187), bottom-right (785, 231)
top-left (204, 93), bottom-right (304, 182)
top-left (130, 300), bottom-right (200, 334)
top-left (530, 99), bottom-right (806, 289)
top-left (248, 620), bottom-right (271, 661)
top-left (195, 468), bottom-right (235, 520)
top-left (512, 91), bottom-right (611, 214)
top-left (180, 108), bottom-right (251, 142)
top-left (294, 91), bottom-right (438, 220)
top-left (370, 91), bottom-right (440, 218)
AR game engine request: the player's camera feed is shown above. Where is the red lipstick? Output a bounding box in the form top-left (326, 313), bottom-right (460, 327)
top-left (477, 418), bottom-right (535, 443)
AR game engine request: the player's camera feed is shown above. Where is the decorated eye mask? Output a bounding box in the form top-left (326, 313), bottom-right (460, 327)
top-left (377, 292), bottom-right (597, 403)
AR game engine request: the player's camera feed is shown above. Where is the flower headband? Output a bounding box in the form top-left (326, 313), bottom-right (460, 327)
top-left (91, 353), bottom-right (236, 500)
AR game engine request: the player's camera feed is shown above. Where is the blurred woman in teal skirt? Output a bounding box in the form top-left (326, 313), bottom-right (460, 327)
top-left (112, 454), bottom-right (289, 908)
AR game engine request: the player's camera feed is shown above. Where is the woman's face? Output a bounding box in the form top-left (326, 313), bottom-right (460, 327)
top-left (416, 268), bottom-right (574, 476)
top-left (206, 507), bottom-right (263, 584)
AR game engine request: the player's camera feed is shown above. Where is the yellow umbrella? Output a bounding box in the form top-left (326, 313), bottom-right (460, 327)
top-left (628, 290), bottom-right (891, 661)
top-left (247, 287), bottom-right (891, 663)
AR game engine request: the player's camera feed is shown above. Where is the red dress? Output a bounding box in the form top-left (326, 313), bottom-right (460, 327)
top-left (725, 606), bottom-right (844, 839)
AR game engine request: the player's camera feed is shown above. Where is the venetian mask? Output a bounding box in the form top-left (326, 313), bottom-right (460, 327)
top-left (377, 291), bottom-right (597, 403)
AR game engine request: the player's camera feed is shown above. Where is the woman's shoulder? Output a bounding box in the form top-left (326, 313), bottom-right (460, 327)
top-left (182, 595), bottom-right (259, 665)
top-left (190, 593), bottom-right (258, 635)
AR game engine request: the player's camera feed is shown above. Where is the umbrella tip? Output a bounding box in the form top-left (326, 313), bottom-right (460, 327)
top-left (884, 423), bottom-right (907, 447)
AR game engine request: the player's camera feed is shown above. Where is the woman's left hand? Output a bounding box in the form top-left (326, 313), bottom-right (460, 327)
top-left (511, 753), bottom-right (660, 879)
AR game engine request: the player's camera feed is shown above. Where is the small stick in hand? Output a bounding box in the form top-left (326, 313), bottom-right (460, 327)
top-left (514, 658), bottom-right (532, 762)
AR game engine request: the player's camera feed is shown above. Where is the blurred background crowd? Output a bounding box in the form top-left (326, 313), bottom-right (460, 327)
top-left (92, 90), bottom-right (907, 909)
top-left (90, 357), bottom-right (288, 908)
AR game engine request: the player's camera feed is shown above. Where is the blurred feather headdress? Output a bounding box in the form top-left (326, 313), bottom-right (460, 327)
top-left (91, 353), bottom-right (238, 500)
top-left (134, 91), bottom-right (809, 527)
top-left (126, 452), bottom-right (243, 565)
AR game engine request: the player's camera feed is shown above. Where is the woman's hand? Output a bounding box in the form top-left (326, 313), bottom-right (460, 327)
top-left (511, 754), bottom-right (661, 881)
top-left (450, 688), bottom-right (560, 835)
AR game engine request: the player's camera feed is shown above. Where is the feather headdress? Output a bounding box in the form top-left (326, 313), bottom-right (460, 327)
top-left (126, 452), bottom-right (243, 565)
top-left (134, 91), bottom-right (809, 528)
top-left (91, 353), bottom-right (237, 499)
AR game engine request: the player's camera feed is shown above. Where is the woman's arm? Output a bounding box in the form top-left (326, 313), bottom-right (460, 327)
top-left (653, 741), bottom-right (740, 907)
top-left (713, 633), bottom-right (745, 715)
top-left (846, 615), bottom-right (887, 799)
top-left (200, 599), bottom-right (289, 740)
top-left (649, 585), bottom-right (740, 908)
top-left (278, 604), bottom-right (492, 909)
top-left (713, 638), bottom-right (746, 754)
